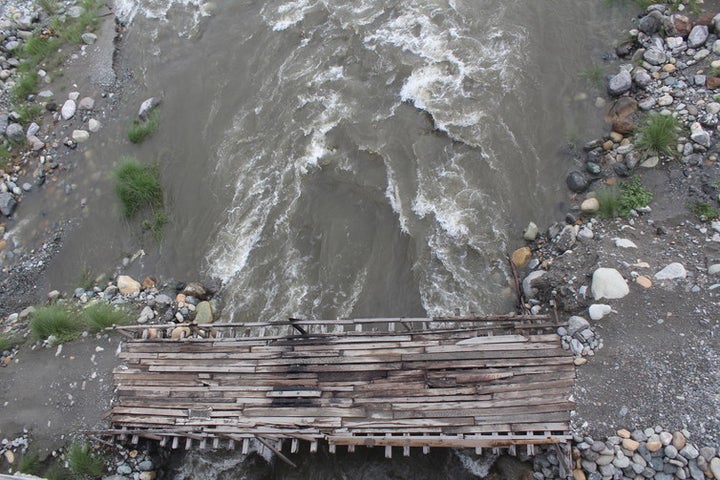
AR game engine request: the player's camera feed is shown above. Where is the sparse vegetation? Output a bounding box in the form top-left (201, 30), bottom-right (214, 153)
top-left (578, 65), bottom-right (605, 88)
top-left (66, 441), bottom-right (106, 478)
top-left (44, 464), bottom-right (72, 480)
top-left (83, 303), bottom-right (132, 333)
top-left (29, 305), bottom-right (82, 343)
top-left (18, 451), bottom-right (42, 475)
top-left (635, 114), bottom-right (680, 157)
top-left (77, 264), bottom-right (95, 290)
top-left (0, 334), bottom-right (21, 352)
top-left (114, 157), bottom-right (164, 218)
top-left (688, 200), bottom-right (720, 221)
top-left (142, 211), bottom-right (170, 240)
top-left (38, 0), bottom-right (60, 15)
top-left (127, 110), bottom-right (160, 143)
top-left (596, 177), bottom-right (653, 218)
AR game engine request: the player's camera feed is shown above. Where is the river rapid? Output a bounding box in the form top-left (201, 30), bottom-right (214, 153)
top-left (32, 0), bottom-right (632, 476)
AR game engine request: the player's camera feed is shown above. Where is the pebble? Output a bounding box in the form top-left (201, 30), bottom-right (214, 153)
top-left (72, 129), bottom-right (90, 143)
top-left (636, 276), bottom-right (653, 288)
top-left (588, 304), bottom-right (612, 320)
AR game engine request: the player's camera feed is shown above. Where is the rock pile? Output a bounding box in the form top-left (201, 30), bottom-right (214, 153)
top-left (569, 429), bottom-right (720, 480)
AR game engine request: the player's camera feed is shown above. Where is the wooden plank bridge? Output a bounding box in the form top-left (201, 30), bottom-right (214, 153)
top-left (99, 316), bottom-right (575, 460)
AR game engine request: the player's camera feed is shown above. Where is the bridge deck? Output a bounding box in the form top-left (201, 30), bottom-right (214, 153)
top-left (104, 318), bottom-right (574, 457)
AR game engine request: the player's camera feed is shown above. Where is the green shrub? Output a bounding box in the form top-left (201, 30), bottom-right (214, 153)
top-left (114, 158), bottom-right (163, 218)
top-left (688, 200), bottom-right (720, 221)
top-left (84, 304), bottom-right (131, 333)
top-left (127, 110), bottom-right (160, 143)
top-left (66, 441), bottom-right (105, 478)
top-left (29, 306), bottom-right (82, 343)
top-left (0, 334), bottom-right (21, 352)
top-left (635, 114), bottom-right (680, 157)
top-left (18, 451), bottom-right (41, 475)
top-left (618, 176), bottom-right (653, 214)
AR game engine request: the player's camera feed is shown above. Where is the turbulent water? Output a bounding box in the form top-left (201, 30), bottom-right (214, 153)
top-left (105, 0), bottom-right (630, 327)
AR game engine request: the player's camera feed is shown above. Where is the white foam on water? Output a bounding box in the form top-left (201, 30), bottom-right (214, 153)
top-left (364, 2), bottom-right (527, 146)
top-left (112, 0), bottom-right (211, 37)
top-left (262, 0), bottom-right (317, 31)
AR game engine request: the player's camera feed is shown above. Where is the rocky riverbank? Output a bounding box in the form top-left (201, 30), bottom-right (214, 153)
top-left (1, 1), bottom-right (720, 480)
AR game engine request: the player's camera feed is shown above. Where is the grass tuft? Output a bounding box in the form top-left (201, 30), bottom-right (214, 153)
top-left (0, 334), bottom-right (21, 352)
top-left (127, 110), bottom-right (160, 143)
top-left (44, 464), bottom-right (71, 480)
top-left (12, 69), bottom-right (40, 102)
top-left (688, 200), bottom-right (720, 221)
top-left (66, 441), bottom-right (105, 478)
top-left (18, 451), bottom-right (41, 475)
top-left (596, 186), bottom-right (622, 219)
top-left (29, 305), bottom-right (82, 343)
top-left (84, 304), bottom-right (132, 333)
top-left (38, 0), bottom-right (60, 15)
top-left (635, 114), bottom-right (680, 157)
top-left (114, 158), bottom-right (163, 218)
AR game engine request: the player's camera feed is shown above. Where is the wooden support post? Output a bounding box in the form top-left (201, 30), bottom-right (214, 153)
top-left (120, 427), bottom-right (127, 442)
top-left (388, 322), bottom-right (395, 332)
top-left (256, 437), bottom-right (298, 468)
top-left (276, 439), bottom-right (283, 452)
top-left (385, 433), bottom-right (392, 459)
top-left (526, 432), bottom-right (534, 456)
top-left (172, 437), bottom-right (179, 449)
top-left (492, 433), bottom-right (500, 455)
top-left (310, 440), bottom-right (318, 453)
top-left (291, 438), bottom-right (299, 454)
top-left (200, 438), bottom-right (207, 450)
top-left (422, 445), bottom-right (430, 454)
top-left (213, 438), bottom-right (220, 449)
top-left (329, 443), bottom-right (336, 454)
top-left (355, 324), bottom-right (362, 332)
top-left (348, 444), bottom-right (355, 453)
top-left (242, 438), bottom-right (249, 454)
top-left (509, 444), bottom-right (516, 456)
top-left (403, 434), bottom-right (410, 457)
top-left (131, 435), bottom-right (139, 445)
top-left (185, 438), bottom-right (192, 450)
top-left (228, 439), bottom-right (235, 450)
top-left (160, 436), bottom-right (167, 447)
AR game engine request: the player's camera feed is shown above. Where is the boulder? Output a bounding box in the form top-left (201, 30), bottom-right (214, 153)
top-left (0, 192), bottom-right (17, 217)
top-left (5, 123), bottom-right (24, 143)
top-left (61, 99), bottom-right (76, 120)
top-left (588, 304), bottom-right (612, 320)
top-left (182, 282), bottom-right (207, 299)
top-left (643, 48), bottom-right (666, 66)
top-left (567, 316), bottom-right (590, 335)
top-left (523, 222), bottom-right (539, 241)
top-left (511, 247), bottom-right (532, 268)
top-left (522, 271), bottom-right (546, 299)
top-left (688, 25), bottom-right (709, 48)
top-left (591, 268), bottom-right (629, 300)
top-left (78, 97), bottom-right (95, 110)
top-left (639, 10), bottom-right (663, 34)
top-left (655, 263), bottom-right (687, 280)
top-left (117, 275), bottom-right (141, 295)
top-left (709, 457), bottom-right (720, 480)
top-left (194, 301), bottom-right (214, 324)
top-left (72, 129), bottom-right (90, 143)
top-left (138, 97), bottom-right (161, 120)
top-left (581, 198), bottom-right (599, 213)
top-left (608, 69), bottom-right (632, 96)
top-left (566, 171), bottom-right (589, 193)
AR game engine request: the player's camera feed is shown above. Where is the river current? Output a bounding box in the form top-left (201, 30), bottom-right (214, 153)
top-left (37, 0), bottom-right (632, 476)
